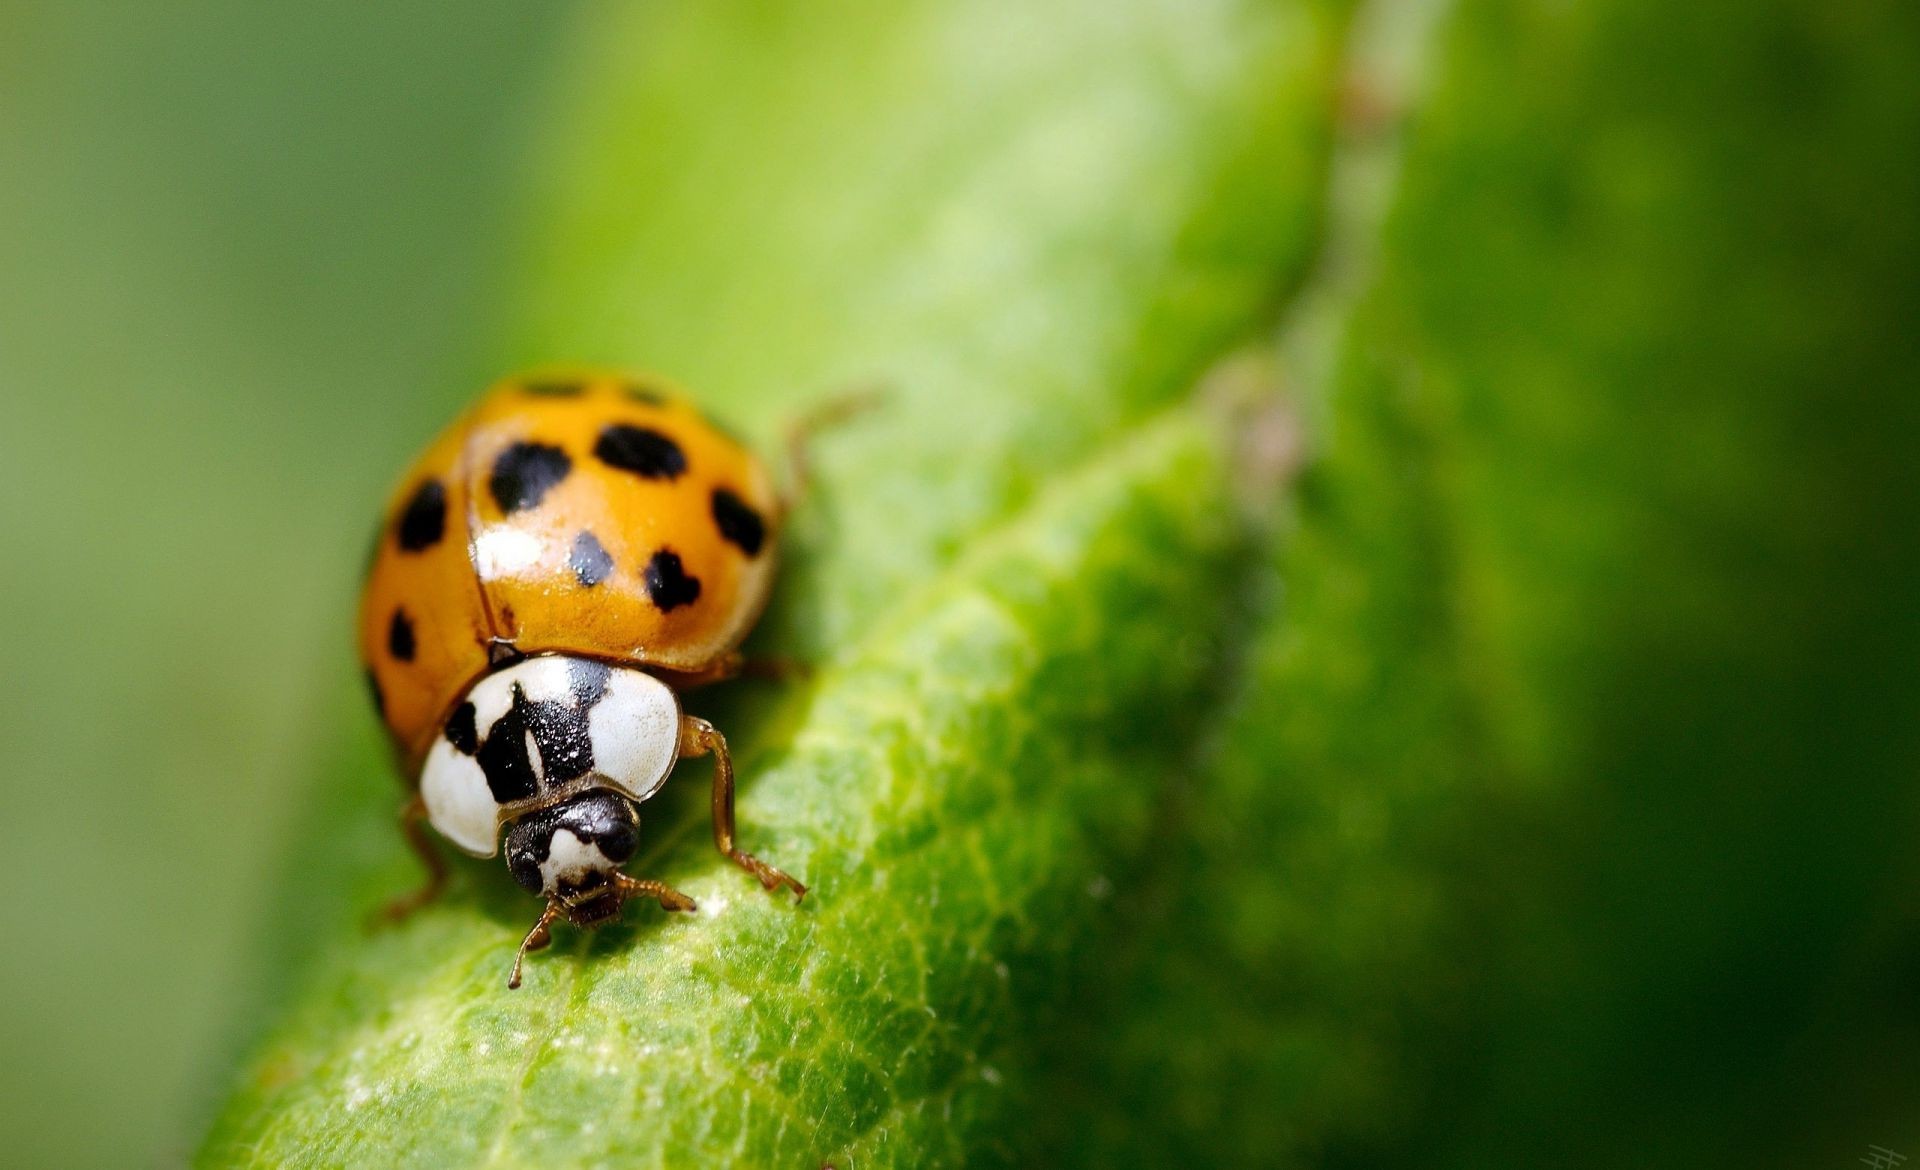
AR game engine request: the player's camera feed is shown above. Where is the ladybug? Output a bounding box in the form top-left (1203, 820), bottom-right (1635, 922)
top-left (360, 369), bottom-right (810, 987)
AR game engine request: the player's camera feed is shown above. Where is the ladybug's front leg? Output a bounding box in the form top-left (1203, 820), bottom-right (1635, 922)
top-left (612, 873), bottom-right (698, 913)
top-left (678, 715), bottom-right (808, 900)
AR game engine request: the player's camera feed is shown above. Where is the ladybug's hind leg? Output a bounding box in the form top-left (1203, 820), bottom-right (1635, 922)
top-left (679, 715), bottom-right (808, 900)
top-left (779, 387), bottom-right (885, 516)
top-left (377, 795), bottom-right (449, 924)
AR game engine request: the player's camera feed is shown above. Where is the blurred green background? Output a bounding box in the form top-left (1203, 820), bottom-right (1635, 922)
top-left (2, 1), bottom-right (1916, 1168)
top-left (0, 4), bottom-right (579, 1164)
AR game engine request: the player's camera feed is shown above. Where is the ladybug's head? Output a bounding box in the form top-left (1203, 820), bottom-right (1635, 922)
top-left (504, 789), bottom-right (642, 927)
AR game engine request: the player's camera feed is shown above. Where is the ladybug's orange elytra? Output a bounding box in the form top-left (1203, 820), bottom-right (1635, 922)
top-left (361, 371), bottom-right (779, 772)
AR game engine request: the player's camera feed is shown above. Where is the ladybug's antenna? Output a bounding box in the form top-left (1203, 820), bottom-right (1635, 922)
top-left (507, 901), bottom-right (560, 990)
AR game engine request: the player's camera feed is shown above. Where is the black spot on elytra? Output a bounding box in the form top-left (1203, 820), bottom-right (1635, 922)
top-left (594, 424), bottom-right (686, 481)
top-left (642, 549), bottom-right (701, 612)
top-left (396, 479), bottom-right (446, 551)
top-left (445, 701), bottom-right (478, 755)
top-left (388, 608), bottom-right (416, 662)
top-left (568, 530), bottom-right (614, 587)
top-left (521, 377), bottom-right (585, 397)
top-left (711, 488), bottom-right (766, 557)
top-left (489, 442), bottom-right (572, 514)
top-left (569, 658), bottom-right (612, 708)
top-left (364, 669), bottom-right (385, 719)
top-left (623, 382), bottom-right (665, 406)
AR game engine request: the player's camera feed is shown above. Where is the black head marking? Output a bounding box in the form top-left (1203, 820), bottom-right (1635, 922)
top-left (711, 488), bottom-right (766, 557)
top-left (568, 530), bottom-right (614, 588)
top-left (569, 658), bottom-right (613, 708)
top-left (445, 701), bottom-right (478, 755)
top-left (505, 807), bottom-right (555, 893)
top-left (364, 669), bottom-right (386, 720)
top-left (388, 608), bottom-right (416, 662)
top-left (642, 549), bottom-right (701, 612)
top-left (490, 442), bottom-right (572, 514)
top-left (522, 377), bottom-right (585, 397)
top-left (594, 424), bottom-right (686, 481)
top-left (505, 790), bottom-right (642, 895)
top-left (396, 479), bottom-right (447, 552)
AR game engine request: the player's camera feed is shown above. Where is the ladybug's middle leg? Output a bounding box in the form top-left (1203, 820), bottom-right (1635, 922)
top-left (736, 655), bottom-right (811, 684)
top-left (678, 714), bottom-right (808, 900)
top-left (661, 652), bottom-right (809, 687)
top-left (378, 794), bottom-right (448, 923)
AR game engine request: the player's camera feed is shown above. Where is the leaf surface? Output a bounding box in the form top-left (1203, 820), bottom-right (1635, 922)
top-left (203, 0), bottom-right (1920, 1164)
top-left (200, 2), bottom-right (1351, 1165)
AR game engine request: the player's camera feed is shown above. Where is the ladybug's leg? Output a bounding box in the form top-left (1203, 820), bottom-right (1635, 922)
top-left (679, 714), bottom-right (808, 900)
top-left (736, 655), bottom-right (811, 684)
top-left (507, 900), bottom-right (562, 990)
top-left (612, 872), bottom-right (698, 913)
top-left (678, 650), bottom-right (809, 687)
top-left (379, 795), bottom-right (448, 923)
top-left (780, 387), bottom-right (885, 516)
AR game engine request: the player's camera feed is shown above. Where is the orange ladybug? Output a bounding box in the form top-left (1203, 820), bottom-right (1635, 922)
top-left (360, 370), bottom-right (804, 988)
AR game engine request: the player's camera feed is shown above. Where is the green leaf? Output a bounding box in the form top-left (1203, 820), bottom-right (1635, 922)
top-left (209, 404), bottom-right (1258, 1167)
top-left (200, 2), bottom-right (1351, 1165)
top-left (1350, 1), bottom-right (1920, 1161)
top-left (200, 0), bottom-right (1920, 1163)
top-left (1024, 0), bottom-right (1920, 1165)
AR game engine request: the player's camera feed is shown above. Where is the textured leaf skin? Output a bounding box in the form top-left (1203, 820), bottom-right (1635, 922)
top-left (1372, 2), bottom-right (1920, 1163)
top-left (206, 408), bottom-right (1254, 1168)
top-left (506, 0), bottom-right (1349, 664)
top-left (200, 1), bottom-right (1349, 1165)
top-left (1034, 0), bottom-right (1920, 1166)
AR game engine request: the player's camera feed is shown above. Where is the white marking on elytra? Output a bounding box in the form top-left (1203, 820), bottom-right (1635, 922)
top-left (473, 525), bottom-right (543, 580)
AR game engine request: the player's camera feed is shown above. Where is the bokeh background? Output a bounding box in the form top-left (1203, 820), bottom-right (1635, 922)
top-left (1, 2), bottom-right (1915, 1168)
top-left (0, 5), bottom-right (581, 1164)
